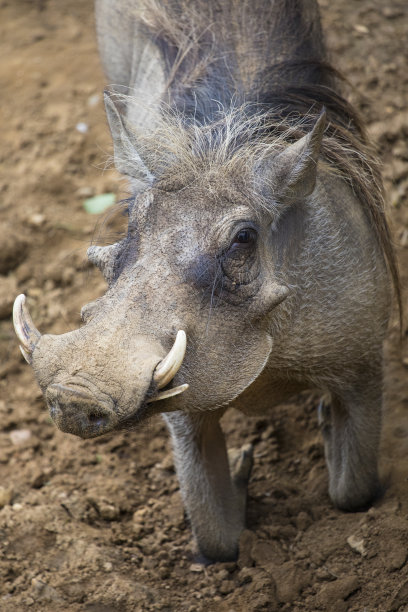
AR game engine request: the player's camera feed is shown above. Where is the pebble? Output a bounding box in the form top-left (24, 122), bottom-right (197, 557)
top-left (76, 122), bottom-right (89, 134)
top-left (98, 501), bottom-right (120, 520)
top-left (0, 487), bottom-right (13, 508)
top-left (27, 213), bottom-right (46, 228)
top-left (347, 535), bottom-right (366, 557)
top-left (271, 561), bottom-right (312, 603)
top-left (9, 429), bottom-right (32, 445)
top-left (382, 7), bottom-right (405, 19)
top-left (219, 580), bottom-right (234, 595)
top-left (87, 93), bottom-right (100, 107)
top-left (315, 567), bottom-right (336, 582)
top-left (317, 576), bottom-right (360, 608)
top-left (354, 24), bottom-right (369, 34)
top-left (383, 543), bottom-right (407, 572)
top-left (216, 569), bottom-right (229, 581)
top-left (76, 185), bottom-right (95, 198)
top-left (189, 563), bottom-right (204, 573)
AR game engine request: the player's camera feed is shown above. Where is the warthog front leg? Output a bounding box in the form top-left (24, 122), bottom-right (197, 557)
top-left (163, 411), bottom-right (252, 562)
top-left (319, 380), bottom-right (383, 511)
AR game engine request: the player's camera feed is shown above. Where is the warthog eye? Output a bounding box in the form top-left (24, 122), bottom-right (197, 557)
top-left (230, 228), bottom-right (257, 251)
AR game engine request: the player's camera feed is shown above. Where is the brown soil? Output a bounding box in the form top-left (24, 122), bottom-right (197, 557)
top-left (0, 1), bottom-right (407, 610)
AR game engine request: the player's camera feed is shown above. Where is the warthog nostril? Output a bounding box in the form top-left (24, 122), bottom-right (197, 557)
top-left (45, 383), bottom-right (115, 438)
top-left (87, 412), bottom-right (108, 428)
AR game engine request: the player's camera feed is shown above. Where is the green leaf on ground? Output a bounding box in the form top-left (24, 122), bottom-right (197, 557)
top-left (83, 193), bottom-right (116, 214)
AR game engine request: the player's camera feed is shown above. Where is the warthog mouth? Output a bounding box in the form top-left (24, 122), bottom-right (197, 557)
top-left (46, 382), bottom-right (118, 438)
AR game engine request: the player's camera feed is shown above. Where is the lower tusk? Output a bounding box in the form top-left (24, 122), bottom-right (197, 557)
top-left (147, 383), bottom-right (189, 403)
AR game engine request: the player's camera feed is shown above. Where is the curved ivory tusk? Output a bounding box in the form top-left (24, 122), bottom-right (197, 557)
top-left (147, 383), bottom-right (189, 403)
top-left (153, 330), bottom-right (187, 389)
top-left (13, 294), bottom-right (41, 356)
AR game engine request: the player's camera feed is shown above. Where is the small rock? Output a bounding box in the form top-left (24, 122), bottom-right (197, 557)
top-left (0, 487), bottom-right (13, 508)
top-left (219, 580), bottom-right (234, 595)
top-left (354, 24), bottom-right (369, 34)
top-left (9, 429), bottom-right (32, 445)
top-left (76, 122), bottom-right (89, 134)
top-left (27, 213), bottom-right (46, 228)
top-left (76, 185), bottom-right (95, 198)
top-left (98, 501), bottom-right (120, 521)
top-left (382, 7), bottom-right (404, 19)
top-left (317, 576), bottom-right (360, 607)
top-left (347, 535), bottom-right (366, 556)
top-left (189, 563), bottom-right (204, 573)
top-left (383, 543), bottom-right (407, 572)
top-left (216, 569), bottom-right (229, 581)
top-left (32, 578), bottom-right (45, 594)
top-left (133, 507), bottom-right (147, 523)
top-left (240, 569), bottom-right (278, 610)
top-left (87, 93), bottom-right (100, 107)
top-left (315, 566), bottom-right (336, 582)
top-left (270, 561), bottom-right (311, 603)
top-left (103, 562), bottom-right (113, 572)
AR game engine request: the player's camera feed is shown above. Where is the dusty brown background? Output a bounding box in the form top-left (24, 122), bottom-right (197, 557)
top-left (0, 0), bottom-right (407, 610)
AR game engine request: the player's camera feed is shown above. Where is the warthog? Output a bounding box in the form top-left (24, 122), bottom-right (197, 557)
top-left (14, 0), bottom-right (400, 561)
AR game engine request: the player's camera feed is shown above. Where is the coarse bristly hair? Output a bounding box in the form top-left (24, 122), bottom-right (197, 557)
top-left (117, 0), bottom-right (402, 322)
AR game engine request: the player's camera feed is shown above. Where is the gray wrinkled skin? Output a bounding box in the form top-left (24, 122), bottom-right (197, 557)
top-left (27, 0), bottom-right (393, 561)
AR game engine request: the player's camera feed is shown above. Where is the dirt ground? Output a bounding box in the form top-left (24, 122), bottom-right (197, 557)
top-left (0, 0), bottom-right (407, 610)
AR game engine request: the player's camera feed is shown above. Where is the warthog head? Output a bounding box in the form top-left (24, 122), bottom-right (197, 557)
top-left (13, 98), bottom-right (325, 438)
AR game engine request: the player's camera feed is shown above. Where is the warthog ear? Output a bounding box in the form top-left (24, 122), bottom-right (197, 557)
top-left (87, 243), bottom-right (120, 285)
top-left (104, 91), bottom-right (154, 188)
top-left (263, 109), bottom-right (326, 205)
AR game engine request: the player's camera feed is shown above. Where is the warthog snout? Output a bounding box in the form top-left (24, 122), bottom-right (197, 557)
top-left (46, 383), bottom-right (117, 438)
top-left (13, 294), bottom-right (190, 437)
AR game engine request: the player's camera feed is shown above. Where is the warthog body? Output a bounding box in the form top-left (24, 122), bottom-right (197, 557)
top-left (14, 0), bottom-right (400, 561)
